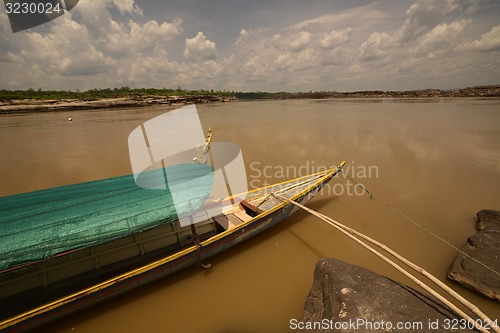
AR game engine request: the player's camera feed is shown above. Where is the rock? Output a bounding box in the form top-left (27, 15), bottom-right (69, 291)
top-left (0, 95), bottom-right (235, 114)
top-left (299, 258), bottom-right (476, 333)
top-left (476, 209), bottom-right (500, 229)
top-left (448, 209), bottom-right (500, 301)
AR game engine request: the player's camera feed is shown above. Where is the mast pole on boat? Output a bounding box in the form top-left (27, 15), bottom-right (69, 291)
top-left (190, 128), bottom-right (215, 269)
top-left (188, 215), bottom-right (211, 269)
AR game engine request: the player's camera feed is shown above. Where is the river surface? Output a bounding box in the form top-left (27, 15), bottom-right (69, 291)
top-left (1, 99), bottom-right (499, 331)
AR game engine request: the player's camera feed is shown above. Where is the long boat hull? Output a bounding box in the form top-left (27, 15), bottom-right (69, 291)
top-left (0, 162), bottom-right (345, 332)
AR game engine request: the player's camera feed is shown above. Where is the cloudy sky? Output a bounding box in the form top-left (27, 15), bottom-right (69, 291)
top-left (1, 0), bottom-right (499, 92)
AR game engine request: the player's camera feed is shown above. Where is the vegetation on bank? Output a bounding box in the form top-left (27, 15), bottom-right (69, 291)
top-left (0, 85), bottom-right (499, 101)
top-left (0, 87), bottom-right (236, 101)
top-left (0, 87), bottom-right (306, 101)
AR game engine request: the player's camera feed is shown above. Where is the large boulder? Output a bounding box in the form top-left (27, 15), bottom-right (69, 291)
top-left (298, 258), bottom-right (476, 333)
top-left (448, 209), bottom-right (500, 301)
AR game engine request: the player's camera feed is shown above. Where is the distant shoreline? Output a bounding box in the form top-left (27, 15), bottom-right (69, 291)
top-left (0, 85), bottom-right (498, 114)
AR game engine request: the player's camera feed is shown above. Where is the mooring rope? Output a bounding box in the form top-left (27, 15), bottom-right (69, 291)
top-left (272, 193), bottom-right (498, 333)
top-left (340, 169), bottom-right (500, 278)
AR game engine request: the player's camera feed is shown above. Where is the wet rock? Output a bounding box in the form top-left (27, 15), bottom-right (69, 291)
top-left (299, 258), bottom-right (475, 333)
top-left (448, 209), bottom-right (500, 301)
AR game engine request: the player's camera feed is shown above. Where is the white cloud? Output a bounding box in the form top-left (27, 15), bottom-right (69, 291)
top-left (112, 0), bottom-right (143, 16)
top-left (216, 1), bottom-right (499, 91)
top-left (241, 56), bottom-right (269, 83)
top-left (274, 49), bottom-right (315, 72)
top-left (240, 29), bottom-right (249, 38)
top-left (399, 0), bottom-right (459, 44)
top-left (234, 28), bottom-right (254, 48)
top-left (0, 0), bottom-right (499, 92)
top-left (274, 53), bottom-right (293, 70)
top-left (290, 4), bottom-right (389, 32)
top-left (319, 46), bottom-right (349, 66)
top-left (414, 19), bottom-right (470, 54)
top-left (359, 32), bottom-right (393, 62)
top-left (457, 25), bottom-right (500, 52)
top-left (0, 0), bottom-right (185, 89)
top-left (288, 31), bottom-right (311, 52)
top-left (2, 13), bottom-right (116, 78)
top-left (183, 32), bottom-right (218, 62)
top-left (129, 17), bottom-right (183, 50)
top-left (273, 31), bottom-right (311, 53)
top-left (320, 28), bottom-right (352, 50)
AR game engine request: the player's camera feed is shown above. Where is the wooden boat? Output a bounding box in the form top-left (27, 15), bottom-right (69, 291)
top-left (0, 161), bottom-right (345, 332)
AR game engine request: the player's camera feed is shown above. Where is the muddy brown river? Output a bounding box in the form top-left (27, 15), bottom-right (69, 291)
top-left (1, 99), bottom-right (499, 331)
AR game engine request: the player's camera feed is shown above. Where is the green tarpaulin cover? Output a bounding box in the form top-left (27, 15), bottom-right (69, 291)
top-left (0, 164), bottom-right (214, 270)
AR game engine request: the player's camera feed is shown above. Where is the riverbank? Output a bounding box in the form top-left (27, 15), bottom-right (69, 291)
top-left (0, 85), bottom-right (498, 113)
top-left (0, 95), bottom-right (235, 114)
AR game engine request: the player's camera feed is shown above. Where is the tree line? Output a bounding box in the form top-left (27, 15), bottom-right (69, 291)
top-left (0, 87), bottom-right (237, 100)
top-left (1, 85), bottom-right (499, 101)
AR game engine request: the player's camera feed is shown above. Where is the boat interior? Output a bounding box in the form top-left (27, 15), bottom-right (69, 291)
top-left (0, 199), bottom-right (262, 321)
top-left (0, 170), bottom-right (328, 322)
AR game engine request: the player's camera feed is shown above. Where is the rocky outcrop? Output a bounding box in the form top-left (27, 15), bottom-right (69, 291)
top-left (448, 209), bottom-right (500, 301)
top-left (0, 95), bottom-right (235, 113)
top-left (299, 258), bottom-right (476, 333)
